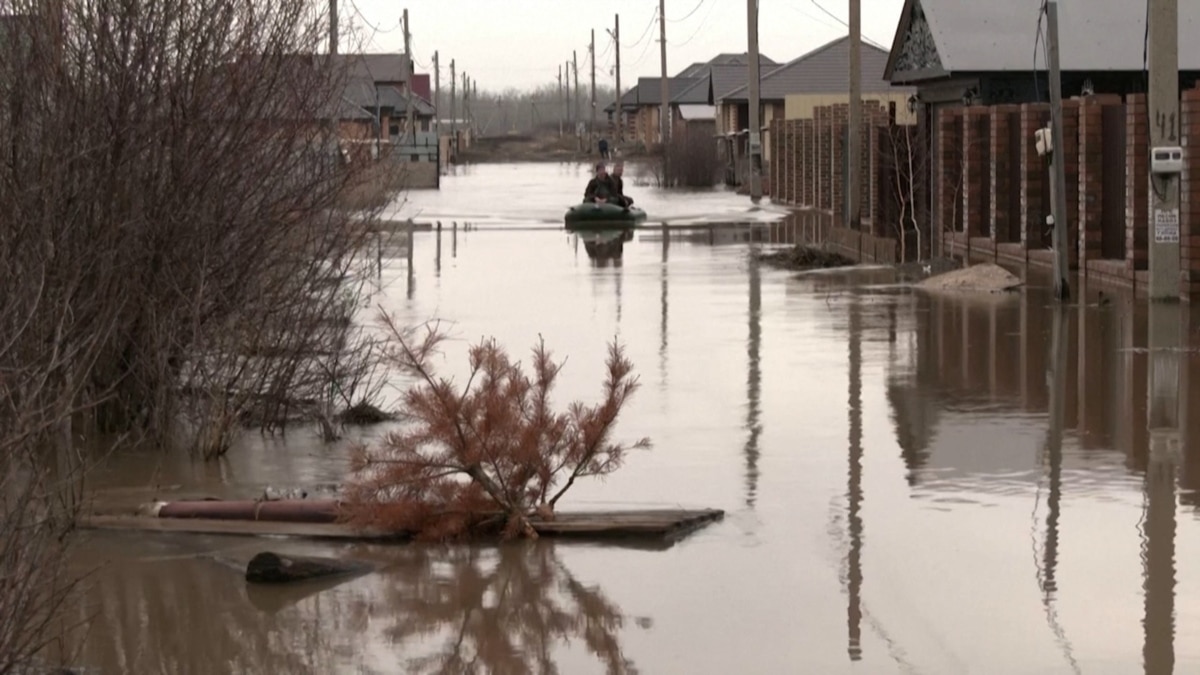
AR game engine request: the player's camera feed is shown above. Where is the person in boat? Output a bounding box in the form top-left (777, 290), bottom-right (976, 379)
top-left (609, 160), bottom-right (633, 209)
top-left (584, 162), bottom-right (616, 204)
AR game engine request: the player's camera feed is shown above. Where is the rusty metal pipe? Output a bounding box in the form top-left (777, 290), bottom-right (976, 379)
top-left (154, 500), bottom-right (341, 523)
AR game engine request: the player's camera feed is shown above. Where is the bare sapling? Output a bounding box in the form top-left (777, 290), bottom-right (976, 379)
top-left (344, 312), bottom-right (651, 540)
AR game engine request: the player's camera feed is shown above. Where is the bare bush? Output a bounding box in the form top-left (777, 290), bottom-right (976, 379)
top-left (663, 133), bottom-right (719, 188)
top-left (882, 123), bottom-right (929, 263)
top-left (0, 0), bottom-right (398, 666)
top-left (344, 312), bottom-right (650, 540)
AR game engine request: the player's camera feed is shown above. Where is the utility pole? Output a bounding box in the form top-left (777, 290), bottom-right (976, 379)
top-left (847, 0), bottom-right (861, 221)
top-left (1148, 0), bottom-right (1181, 300)
top-left (746, 0), bottom-right (762, 201)
top-left (402, 9), bottom-right (415, 145)
top-left (608, 14), bottom-right (622, 143)
top-left (590, 29), bottom-right (597, 153)
top-left (658, 0), bottom-right (668, 167)
top-left (1045, 1), bottom-right (1071, 300)
top-left (572, 50), bottom-right (580, 145)
top-left (439, 50), bottom-right (444, 138)
top-left (565, 59), bottom-right (573, 129)
top-left (557, 65), bottom-right (564, 136)
top-left (328, 0), bottom-right (337, 54)
top-left (472, 79), bottom-right (477, 134)
top-left (450, 59), bottom-right (456, 156)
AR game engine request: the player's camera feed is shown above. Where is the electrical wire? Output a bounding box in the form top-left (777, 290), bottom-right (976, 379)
top-left (675, 0), bottom-right (719, 48)
top-left (668, 0), bottom-right (706, 23)
top-left (627, 16), bottom-right (658, 68)
top-left (807, 0), bottom-right (890, 50)
top-left (626, 10), bottom-right (658, 49)
top-left (348, 0), bottom-right (401, 38)
top-left (783, 4), bottom-right (841, 32)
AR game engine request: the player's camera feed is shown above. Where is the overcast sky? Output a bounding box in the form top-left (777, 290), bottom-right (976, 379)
top-left (347, 0), bottom-right (907, 92)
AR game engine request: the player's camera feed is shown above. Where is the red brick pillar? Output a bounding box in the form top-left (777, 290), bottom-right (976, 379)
top-left (1020, 103), bottom-right (1051, 250)
top-left (962, 106), bottom-right (990, 238)
top-left (1062, 100), bottom-right (1081, 267)
top-left (818, 106), bottom-right (832, 211)
top-left (868, 106), bottom-right (885, 236)
top-left (769, 119), bottom-right (780, 199)
top-left (802, 118), bottom-right (815, 207)
top-left (1125, 93), bottom-right (1149, 273)
top-left (1181, 88), bottom-right (1200, 299)
top-left (1076, 95), bottom-right (1121, 271)
top-left (936, 107), bottom-right (964, 250)
top-left (831, 103), bottom-right (849, 224)
top-left (788, 120), bottom-right (798, 204)
top-left (988, 105), bottom-right (1018, 242)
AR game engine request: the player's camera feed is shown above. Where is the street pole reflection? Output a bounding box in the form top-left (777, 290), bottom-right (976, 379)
top-left (744, 238), bottom-right (761, 508)
top-left (847, 297), bottom-right (863, 661)
top-left (659, 223), bottom-right (669, 391)
top-left (1143, 301), bottom-right (1182, 675)
top-left (1037, 303), bottom-right (1080, 673)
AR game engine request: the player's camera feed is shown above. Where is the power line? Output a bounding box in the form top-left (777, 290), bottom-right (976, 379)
top-left (626, 10), bottom-right (658, 49)
top-left (627, 17), bottom-right (658, 68)
top-left (675, 0), bottom-right (719, 48)
top-left (348, 0), bottom-right (401, 38)
top-left (808, 0), bottom-right (889, 50)
top-left (668, 0), bottom-right (706, 22)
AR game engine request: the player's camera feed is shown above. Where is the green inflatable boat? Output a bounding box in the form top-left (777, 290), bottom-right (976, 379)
top-left (563, 202), bottom-right (647, 229)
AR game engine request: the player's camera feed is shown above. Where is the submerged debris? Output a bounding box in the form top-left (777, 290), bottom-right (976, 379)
top-left (917, 262), bottom-right (1023, 293)
top-left (756, 245), bottom-right (856, 270)
top-left (337, 402), bottom-right (396, 425)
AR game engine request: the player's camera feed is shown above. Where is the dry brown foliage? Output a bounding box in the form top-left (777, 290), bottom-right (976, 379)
top-left (344, 312), bottom-right (651, 540)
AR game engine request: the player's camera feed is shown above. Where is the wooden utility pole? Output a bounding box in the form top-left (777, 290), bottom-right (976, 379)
top-left (1045, 1), bottom-right (1071, 300)
top-left (609, 14), bottom-right (622, 143)
top-left (572, 50), bottom-right (580, 143)
top-left (557, 65), bottom-right (564, 136)
top-left (401, 9), bottom-right (416, 145)
top-left (847, 0), bottom-right (861, 221)
top-left (565, 60), bottom-right (573, 129)
top-left (590, 29), bottom-right (597, 153)
top-left (472, 79), bottom-right (477, 134)
top-left (1148, 0), bottom-right (1181, 300)
top-left (450, 59), bottom-right (456, 155)
top-left (658, 0), bottom-right (668, 161)
top-left (328, 0), bottom-right (337, 54)
top-left (746, 0), bottom-right (762, 201)
top-left (439, 50), bottom-right (444, 138)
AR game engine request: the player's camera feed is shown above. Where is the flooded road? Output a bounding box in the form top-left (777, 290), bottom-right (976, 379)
top-left (71, 162), bottom-right (1200, 674)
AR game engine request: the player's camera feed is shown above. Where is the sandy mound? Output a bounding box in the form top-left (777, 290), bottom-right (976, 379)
top-left (917, 263), bottom-right (1022, 293)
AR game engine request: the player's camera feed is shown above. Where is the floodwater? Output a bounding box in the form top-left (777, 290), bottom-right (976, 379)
top-left (67, 162), bottom-right (1200, 674)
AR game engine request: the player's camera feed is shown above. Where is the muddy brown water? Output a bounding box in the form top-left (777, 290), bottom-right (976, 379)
top-left (65, 163), bottom-right (1200, 674)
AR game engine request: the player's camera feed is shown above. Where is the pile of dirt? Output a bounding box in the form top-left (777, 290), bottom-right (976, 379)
top-left (917, 262), bottom-right (1022, 293)
top-left (757, 245), bottom-right (856, 270)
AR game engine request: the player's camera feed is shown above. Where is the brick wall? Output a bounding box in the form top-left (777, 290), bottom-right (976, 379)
top-left (831, 103), bottom-right (848, 223)
top-left (1019, 103), bottom-right (1050, 248)
top-left (1182, 88), bottom-right (1200, 296)
top-left (786, 120), bottom-right (797, 204)
top-left (790, 120), bottom-right (801, 206)
top-left (817, 106), bottom-right (831, 210)
top-left (1062, 101), bottom-right (1081, 266)
top-left (988, 105), bottom-right (1018, 242)
top-left (1126, 93), bottom-right (1149, 272)
top-left (936, 107), bottom-right (964, 243)
top-left (1076, 97), bottom-right (1106, 265)
top-left (801, 119), bottom-right (815, 207)
top-left (962, 106), bottom-right (990, 238)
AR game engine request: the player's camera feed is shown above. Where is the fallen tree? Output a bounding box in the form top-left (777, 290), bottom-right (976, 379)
top-left (343, 312), bottom-right (651, 540)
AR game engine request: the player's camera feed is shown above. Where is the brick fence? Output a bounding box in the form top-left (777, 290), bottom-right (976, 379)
top-left (768, 88), bottom-right (1200, 300)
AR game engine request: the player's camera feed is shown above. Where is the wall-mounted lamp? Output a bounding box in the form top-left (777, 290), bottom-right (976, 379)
top-left (907, 93), bottom-right (920, 114)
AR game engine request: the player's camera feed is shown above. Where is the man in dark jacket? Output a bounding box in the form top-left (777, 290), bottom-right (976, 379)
top-left (609, 160), bottom-right (633, 208)
top-left (584, 162), bottom-right (615, 203)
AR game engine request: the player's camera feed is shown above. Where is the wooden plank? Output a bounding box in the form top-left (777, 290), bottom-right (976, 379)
top-left (78, 508), bottom-right (725, 544)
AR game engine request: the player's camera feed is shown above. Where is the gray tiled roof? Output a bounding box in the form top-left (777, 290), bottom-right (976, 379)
top-left (720, 36), bottom-right (902, 102)
top-left (887, 0), bottom-right (1200, 77)
top-left (635, 77), bottom-right (707, 105)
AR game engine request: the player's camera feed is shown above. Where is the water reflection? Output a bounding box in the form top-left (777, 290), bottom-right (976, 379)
top-left (744, 241), bottom-right (762, 508)
top-left (578, 228), bottom-right (633, 264)
top-left (1143, 301), bottom-right (1184, 675)
top-left (659, 225), bottom-right (669, 391)
top-left (1036, 304), bottom-right (1080, 673)
top-left (366, 541), bottom-right (641, 674)
top-left (846, 297), bottom-right (864, 661)
top-left (71, 535), bottom-right (644, 675)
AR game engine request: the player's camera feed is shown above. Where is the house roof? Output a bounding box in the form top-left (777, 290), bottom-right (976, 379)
top-left (634, 76), bottom-right (708, 105)
top-left (720, 36), bottom-right (903, 102)
top-left (708, 64), bottom-right (753, 101)
top-left (338, 53), bottom-right (411, 83)
top-left (676, 53), bottom-right (775, 78)
top-left (885, 0), bottom-right (1200, 82)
